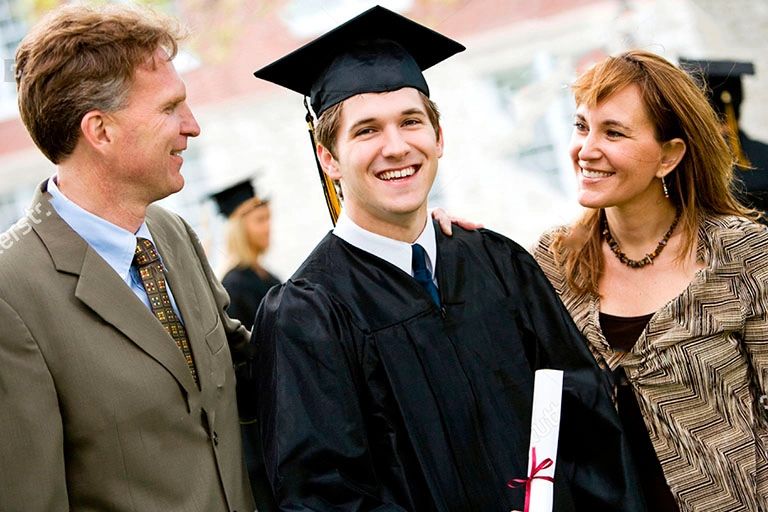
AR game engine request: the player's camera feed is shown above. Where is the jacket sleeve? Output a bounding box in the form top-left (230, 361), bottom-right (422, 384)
top-left (0, 297), bottom-right (69, 511)
top-left (184, 219), bottom-right (250, 360)
top-left (740, 234), bottom-right (768, 506)
top-left (222, 277), bottom-right (254, 330)
top-left (254, 281), bottom-right (407, 512)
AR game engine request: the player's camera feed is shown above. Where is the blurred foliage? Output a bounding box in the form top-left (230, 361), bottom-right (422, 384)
top-left (14, 0), bottom-right (463, 64)
top-left (18, 0), bottom-right (174, 22)
top-left (16, 0), bottom-right (244, 63)
top-left (178, 0), bottom-right (256, 64)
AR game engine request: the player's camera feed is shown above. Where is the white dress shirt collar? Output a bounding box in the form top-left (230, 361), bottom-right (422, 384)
top-left (332, 210), bottom-right (437, 278)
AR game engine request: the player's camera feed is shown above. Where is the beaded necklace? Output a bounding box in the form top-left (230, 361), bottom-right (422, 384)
top-left (601, 208), bottom-right (681, 268)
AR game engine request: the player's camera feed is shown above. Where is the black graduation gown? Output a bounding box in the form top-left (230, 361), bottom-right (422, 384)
top-left (223, 265), bottom-right (281, 419)
top-left (734, 130), bottom-right (768, 218)
top-left (253, 224), bottom-right (645, 512)
top-left (222, 266), bottom-right (281, 330)
top-left (222, 266), bottom-right (281, 512)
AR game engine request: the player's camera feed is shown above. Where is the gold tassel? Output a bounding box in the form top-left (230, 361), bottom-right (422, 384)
top-left (721, 90), bottom-right (751, 168)
top-left (316, 134), bottom-right (342, 224)
top-left (304, 98), bottom-right (342, 225)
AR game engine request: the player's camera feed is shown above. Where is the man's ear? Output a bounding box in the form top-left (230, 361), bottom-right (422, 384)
top-left (80, 110), bottom-right (113, 152)
top-left (657, 138), bottom-right (686, 177)
top-left (317, 144), bottom-right (341, 180)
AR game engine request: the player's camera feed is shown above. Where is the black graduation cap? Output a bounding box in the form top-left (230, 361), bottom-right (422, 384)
top-left (253, 5), bottom-right (464, 225)
top-left (210, 179), bottom-right (267, 218)
top-left (254, 5), bottom-right (465, 117)
top-left (679, 58), bottom-right (755, 167)
top-left (678, 58), bottom-right (755, 120)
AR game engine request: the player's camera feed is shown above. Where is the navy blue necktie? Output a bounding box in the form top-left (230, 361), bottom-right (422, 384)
top-left (411, 243), bottom-right (440, 306)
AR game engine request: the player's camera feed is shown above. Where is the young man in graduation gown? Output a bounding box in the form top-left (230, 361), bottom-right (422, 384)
top-left (251, 6), bottom-right (645, 512)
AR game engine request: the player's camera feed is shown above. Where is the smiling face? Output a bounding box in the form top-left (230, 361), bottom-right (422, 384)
top-left (244, 203), bottom-right (271, 254)
top-left (570, 84), bottom-right (682, 212)
top-left (318, 87), bottom-right (443, 239)
top-left (108, 49), bottom-right (200, 205)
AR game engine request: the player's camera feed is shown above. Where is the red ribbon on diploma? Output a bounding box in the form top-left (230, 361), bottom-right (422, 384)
top-left (507, 447), bottom-right (555, 512)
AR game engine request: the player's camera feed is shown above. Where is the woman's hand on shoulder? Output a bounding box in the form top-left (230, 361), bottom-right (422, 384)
top-left (431, 208), bottom-right (484, 236)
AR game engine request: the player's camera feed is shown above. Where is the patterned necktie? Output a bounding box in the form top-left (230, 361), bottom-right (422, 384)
top-left (412, 243), bottom-right (440, 306)
top-left (133, 237), bottom-right (199, 386)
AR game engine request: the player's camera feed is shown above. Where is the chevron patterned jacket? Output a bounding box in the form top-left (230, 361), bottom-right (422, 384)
top-left (534, 214), bottom-right (768, 512)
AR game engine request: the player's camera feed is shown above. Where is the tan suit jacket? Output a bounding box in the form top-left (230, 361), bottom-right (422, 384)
top-left (0, 181), bottom-right (255, 512)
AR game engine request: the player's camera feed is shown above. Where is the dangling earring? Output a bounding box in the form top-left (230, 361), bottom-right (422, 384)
top-left (661, 175), bottom-right (669, 198)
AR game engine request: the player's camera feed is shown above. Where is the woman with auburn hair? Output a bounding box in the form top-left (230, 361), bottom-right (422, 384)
top-left (434, 49), bottom-right (768, 510)
top-left (531, 50), bottom-right (768, 511)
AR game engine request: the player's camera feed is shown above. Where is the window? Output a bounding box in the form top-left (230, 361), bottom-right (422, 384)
top-left (492, 52), bottom-right (576, 193)
top-left (0, 0), bottom-right (26, 120)
top-left (0, 184), bottom-right (33, 232)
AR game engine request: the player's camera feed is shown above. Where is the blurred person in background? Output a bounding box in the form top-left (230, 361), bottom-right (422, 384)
top-left (213, 179), bottom-right (281, 331)
top-left (680, 58), bottom-right (768, 220)
top-left (212, 178), bottom-right (280, 512)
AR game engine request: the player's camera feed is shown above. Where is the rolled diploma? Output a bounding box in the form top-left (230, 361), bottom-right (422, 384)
top-left (526, 369), bottom-right (563, 512)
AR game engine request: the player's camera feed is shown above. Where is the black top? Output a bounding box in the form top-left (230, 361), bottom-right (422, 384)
top-left (251, 224), bottom-right (646, 511)
top-left (223, 265), bottom-right (280, 423)
top-left (600, 312), bottom-right (679, 512)
top-left (222, 266), bottom-right (280, 331)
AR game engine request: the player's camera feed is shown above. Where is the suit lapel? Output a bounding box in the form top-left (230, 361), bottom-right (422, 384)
top-left (75, 248), bottom-right (199, 395)
top-left (30, 180), bottom-right (199, 397)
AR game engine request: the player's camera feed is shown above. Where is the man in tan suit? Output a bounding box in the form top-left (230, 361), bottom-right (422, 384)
top-left (0, 4), bottom-right (254, 511)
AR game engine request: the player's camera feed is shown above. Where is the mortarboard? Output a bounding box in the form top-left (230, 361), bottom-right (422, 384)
top-left (253, 5), bottom-right (465, 225)
top-left (678, 58), bottom-right (754, 120)
top-left (210, 179), bottom-right (268, 218)
top-left (679, 58), bottom-right (755, 166)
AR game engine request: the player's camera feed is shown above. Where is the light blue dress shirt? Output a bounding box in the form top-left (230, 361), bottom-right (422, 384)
top-left (47, 176), bottom-right (184, 322)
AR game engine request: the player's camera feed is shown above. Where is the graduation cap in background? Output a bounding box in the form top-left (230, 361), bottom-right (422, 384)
top-left (210, 179), bottom-right (268, 218)
top-left (679, 58), bottom-right (755, 166)
top-left (253, 5), bottom-right (465, 225)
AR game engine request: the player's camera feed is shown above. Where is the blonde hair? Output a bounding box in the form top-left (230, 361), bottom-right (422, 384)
top-left (15, 3), bottom-right (185, 163)
top-left (553, 50), bottom-right (756, 296)
top-left (225, 198), bottom-right (269, 270)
